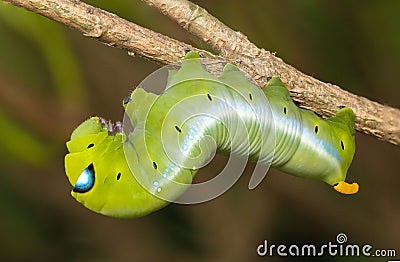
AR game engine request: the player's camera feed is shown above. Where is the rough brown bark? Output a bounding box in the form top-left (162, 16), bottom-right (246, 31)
top-left (3, 0), bottom-right (400, 145)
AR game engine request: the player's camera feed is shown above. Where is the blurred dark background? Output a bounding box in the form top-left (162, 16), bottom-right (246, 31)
top-left (0, 0), bottom-right (399, 261)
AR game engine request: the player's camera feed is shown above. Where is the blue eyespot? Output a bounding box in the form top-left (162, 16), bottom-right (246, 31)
top-left (73, 164), bottom-right (95, 193)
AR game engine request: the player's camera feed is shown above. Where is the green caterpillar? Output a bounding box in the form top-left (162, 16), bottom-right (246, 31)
top-left (64, 51), bottom-right (357, 218)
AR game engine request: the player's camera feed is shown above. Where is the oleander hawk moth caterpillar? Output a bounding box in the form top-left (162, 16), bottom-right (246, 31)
top-left (64, 51), bottom-right (358, 218)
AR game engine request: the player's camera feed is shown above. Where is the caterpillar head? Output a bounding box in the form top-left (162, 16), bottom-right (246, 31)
top-left (64, 117), bottom-right (167, 218)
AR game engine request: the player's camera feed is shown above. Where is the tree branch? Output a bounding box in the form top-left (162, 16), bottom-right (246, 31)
top-left (142, 0), bottom-right (400, 146)
top-left (3, 0), bottom-right (400, 146)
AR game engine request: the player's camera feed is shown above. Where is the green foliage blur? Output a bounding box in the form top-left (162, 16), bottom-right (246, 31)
top-left (0, 0), bottom-right (399, 261)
